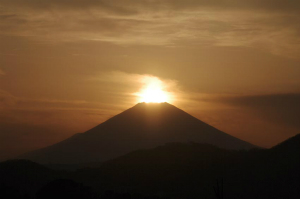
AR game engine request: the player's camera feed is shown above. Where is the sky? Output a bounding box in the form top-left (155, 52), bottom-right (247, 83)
top-left (0, 0), bottom-right (300, 160)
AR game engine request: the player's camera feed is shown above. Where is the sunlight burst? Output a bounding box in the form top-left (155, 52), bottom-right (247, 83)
top-left (139, 85), bottom-right (168, 103)
top-left (136, 76), bottom-right (171, 103)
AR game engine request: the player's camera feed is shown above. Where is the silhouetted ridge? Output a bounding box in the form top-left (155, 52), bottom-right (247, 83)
top-left (0, 159), bottom-right (48, 173)
top-left (1, 139), bottom-right (299, 199)
top-left (0, 160), bottom-right (59, 199)
top-left (19, 102), bottom-right (256, 164)
top-left (271, 134), bottom-right (300, 151)
top-left (270, 134), bottom-right (300, 163)
top-left (76, 141), bottom-right (299, 199)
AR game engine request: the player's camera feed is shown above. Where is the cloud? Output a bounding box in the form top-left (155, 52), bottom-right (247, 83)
top-left (212, 93), bottom-right (300, 129)
top-left (0, 89), bottom-right (120, 125)
top-left (0, 0), bottom-right (299, 58)
top-left (93, 71), bottom-right (179, 103)
top-left (96, 71), bottom-right (176, 85)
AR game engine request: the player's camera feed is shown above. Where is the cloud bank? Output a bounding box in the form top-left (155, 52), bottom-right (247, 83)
top-left (218, 93), bottom-right (300, 129)
top-left (0, 0), bottom-right (299, 58)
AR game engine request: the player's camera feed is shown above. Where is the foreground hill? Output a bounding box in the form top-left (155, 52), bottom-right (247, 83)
top-left (20, 103), bottom-right (256, 164)
top-left (74, 136), bottom-right (300, 199)
top-left (271, 133), bottom-right (300, 152)
top-left (1, 135), bottom-right (299, 199)
top-left (0, 160), bottom-right (60, 198)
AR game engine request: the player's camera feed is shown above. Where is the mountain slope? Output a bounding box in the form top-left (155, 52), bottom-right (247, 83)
top-left (20, 102), bottom-right (256, 164)
top-left (271, 134), bottom-right (300, 152)
top-left (269, 134), bottom-right (300, 172)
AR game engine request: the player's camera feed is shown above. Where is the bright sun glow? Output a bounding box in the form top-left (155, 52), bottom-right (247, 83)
top-left (139, 85), bottom-right (168, 103)
top-left (136, 76), bottom-right (171, 103)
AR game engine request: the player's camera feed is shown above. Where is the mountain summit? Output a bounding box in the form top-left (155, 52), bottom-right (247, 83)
top-left (20, 102), bottom-right (256, 164)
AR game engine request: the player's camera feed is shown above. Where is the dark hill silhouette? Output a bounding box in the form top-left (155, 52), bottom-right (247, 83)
top-left (0, 160), bottom-right (61, 198)
top-left (269, 134), bottom-right (300, 177)
top-left (0, 134), bottom-right (299, 199)
top-left (20, 102), bottom-right (256, 164)
top-left (271, 133), bottom-right (300, 152)
top-left (74, 141), bottom-right (299, 199)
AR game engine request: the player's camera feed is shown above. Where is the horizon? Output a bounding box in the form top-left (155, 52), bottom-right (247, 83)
top-left (1, 0), bottom-right (300, 161)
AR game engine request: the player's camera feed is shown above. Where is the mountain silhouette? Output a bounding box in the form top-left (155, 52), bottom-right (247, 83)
top-left (20, 102), bottom-right (256, 164)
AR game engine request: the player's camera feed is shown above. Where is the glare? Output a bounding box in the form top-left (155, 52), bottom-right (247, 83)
top-left (139, 86), bottom-right (168, 103)
top-left (136, 76), bottom-right (171, 103)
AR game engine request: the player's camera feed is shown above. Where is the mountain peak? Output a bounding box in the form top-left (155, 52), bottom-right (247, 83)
top-left (136, 102), bottom-right (170, 105)
top-left (131, 101), bottom-right (171, 110)
top-left (132, 102), bottom-right (174, 109)
top-left (20, 103), bottom-right (257, 164)
top-left (98, 102), bottom-right (198, 129)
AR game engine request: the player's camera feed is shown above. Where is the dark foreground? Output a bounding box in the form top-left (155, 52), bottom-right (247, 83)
top-left (1, 134), bottom-right (299, 199)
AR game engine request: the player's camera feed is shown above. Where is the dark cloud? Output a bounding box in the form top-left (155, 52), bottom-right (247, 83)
top-left (217, 93), bottom-right (300, 129)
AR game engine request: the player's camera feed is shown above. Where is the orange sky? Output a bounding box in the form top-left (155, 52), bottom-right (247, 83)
top-left (0, 0), bottom-right (300, 160)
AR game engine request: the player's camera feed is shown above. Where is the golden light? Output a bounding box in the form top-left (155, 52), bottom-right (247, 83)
top-left (136, 76), bottom-right (172, 103)
top-left (139, 85), bottom-right (168, 103)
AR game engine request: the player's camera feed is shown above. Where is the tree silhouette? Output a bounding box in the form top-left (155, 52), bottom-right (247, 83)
top-left (213, 178), bottom-right (224, 199)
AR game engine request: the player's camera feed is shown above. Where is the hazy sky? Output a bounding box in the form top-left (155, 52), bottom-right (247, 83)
top-left (1, 0), bottom-right (300, 160)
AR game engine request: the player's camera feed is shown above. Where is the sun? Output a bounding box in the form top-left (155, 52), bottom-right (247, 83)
top-left (139, 86), bottom-right (169, 103)
top-left (136, 76), bottom-right (171, 103)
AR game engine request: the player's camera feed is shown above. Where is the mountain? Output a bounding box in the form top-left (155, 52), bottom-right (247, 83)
top-left (20, 102), bottom-right (256, 164)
